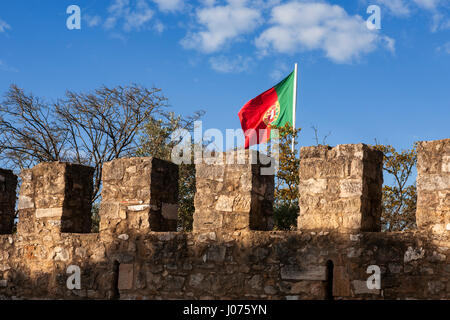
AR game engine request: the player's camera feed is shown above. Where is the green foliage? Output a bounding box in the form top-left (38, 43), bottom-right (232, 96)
top-left (91, 203), bottom-right (100, 233)
top-left (136, 111), bottom-right (203, 160)
top-left (12, 218), bottom-right (17, 234)
top-left (273, 202), bottom-right (299, 231)
top-left (137, 111), bottom-right (203, 232)
top-left (373, 144), bottom-right (417, 231)
top-left (178, 163), bottom-right (195, 231)
top-left (270, 123), bottom-right (301, 230)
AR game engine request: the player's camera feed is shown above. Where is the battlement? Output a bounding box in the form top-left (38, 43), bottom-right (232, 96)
top-left (17, 162), bottom-right (94, 235)
top-left (2, 140), bottom-right (448, 237)
top-left (0, 139), bottom-right (449, 300)
top-left (298, 144), bottom-right (383, 233)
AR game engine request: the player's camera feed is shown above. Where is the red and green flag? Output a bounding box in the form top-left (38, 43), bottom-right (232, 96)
top-left (238, 69), bottom-right (296, 149)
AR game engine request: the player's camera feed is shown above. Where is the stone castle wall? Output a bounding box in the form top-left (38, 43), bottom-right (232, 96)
top-left (0, 139), bottom-right (449, 300)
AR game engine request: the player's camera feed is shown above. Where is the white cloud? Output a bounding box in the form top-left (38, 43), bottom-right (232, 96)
top-left (85, 14), bottom-right (102, 27)
top-left (375, 0), bottom-right (446, 19)
top-left (255, 2), bottom-right (394, 63)
top-left (431, 12), bottom-right (450, 31)
top-left (441, 19), bottom-right (450, 29)
top-left (0, 19), bottom-right (11, 33)
top-left (381, 36), bottom-right (396, 53)
top-left (209, 55), bottom-right (253, 73)
top-left (413, 0), bottom-right (440, 10)
top-left (270, 61), bottom-right (289, 81)
top-left (375, 0), bottom-right (410, 17)
top-left (153, 0), bottom-right (184, 12)
top-left (154, 21), bottom-right (165, 33)
top-left (110, 32), bottom-right (128, 42)
top-left (104, 0), bottom-right (154, 32)
top-left (200, 0), bottom-right (216, 6)
top-left (405, 0), bottom-right (450, 32)
top-left (181, 1), bottom-right (262, 53)
top-left (437, 42), bottom-right (450, 54)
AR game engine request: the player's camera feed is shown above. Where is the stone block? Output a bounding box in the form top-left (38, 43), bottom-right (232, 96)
top-left (416, 139), bottom-right (450, 234)
top-left (352, 280), bottom-right (380, 295)
top-left (100, 157), bottom-right (179, 233)
top-left (298, 144), bottom-right (383, 232)
top-left (280, 266), bottom-right (326, 280)
top-left (193, 150), bottom-right (274, 232)
top-left (118, 264), bottom-right (134, 290)
top-left (333, 266), bottom-right (351, 297)
top-left (16, 162), bottom-right (94, 234)
top-left (18, 195), bottom-right (34, 210)
top-left (35, 208), bottom-right (63, 219)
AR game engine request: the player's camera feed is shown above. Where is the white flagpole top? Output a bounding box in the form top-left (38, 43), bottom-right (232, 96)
top-left (291, 63), bottom-right (298, 152)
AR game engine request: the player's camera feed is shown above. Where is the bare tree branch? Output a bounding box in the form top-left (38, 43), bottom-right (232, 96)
top-left (0, 84), bottom-right (190, 203)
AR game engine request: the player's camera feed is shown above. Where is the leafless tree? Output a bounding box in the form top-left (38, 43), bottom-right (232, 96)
top-left (0, 84), bottom-right (176, 202)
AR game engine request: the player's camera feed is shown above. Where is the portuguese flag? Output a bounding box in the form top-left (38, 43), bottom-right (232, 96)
top-left (238, 69), bottom-right (296, 149)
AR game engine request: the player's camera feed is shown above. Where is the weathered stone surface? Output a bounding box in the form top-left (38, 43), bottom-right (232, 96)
top-left (416, 139), bottom-right (450, 234)
top-left (352, 280), bottom-right (380, 295)
top-left (388, 263), bottom-right (403, 274)
top-left (118, 234), bottom-right (129, 241)
top-left (166, 276), bottom-right (185, 290)
top-left (404, 246), bottom-right (425, 263)
top-left (197, 232), bottom-right (216, 242)
top-left (0, 139), bottom-right (449, 300)
top-left (194, 150), bottom-right (274, 232)
top-left (16, 162), bottom-right (94, 234)
top-left (18, 195), bottom-right (34, 210)
top-left (289, 281), bottom-right (309, 294)
top-left (36, 208), bottom-right (63, 219)
top-left (281, 266), bottom-right (326, 280)
top-left (442, 156), bottom-right (450, 173)
top-left (264, 285), bottom-right (277, 295)
top-left (299, 178), bottom-right (327, 194)
top-left (215, 195), bottom-right (234, 212)
top-left (298, 144), bottom-right (383, 233)
top-left (118, 264), bottom-right (134, 290)
top-left (333, 266), bottom-right (351, 297)
top-left (127, 205), bottom-right (150, 212)
top-left (248, 275), bottom-right (262, 290)
top-left (100, 157), bottom-right (178, 233)
top-left (0, 218), bottom-right (448, 300)
top-left (189, 273), bottom-right (204, 288)
top-left (206, 245), bottom-right (226, 263)
top-left (53, 247), bottom-right (69, 262)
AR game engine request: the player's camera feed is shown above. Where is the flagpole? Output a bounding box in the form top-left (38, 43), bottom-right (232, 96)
top-left (291, 63), bottom-right (298, 152)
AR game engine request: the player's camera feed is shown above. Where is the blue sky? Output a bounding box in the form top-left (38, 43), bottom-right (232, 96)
top-left (0, 0), bottom-right (449, 152)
